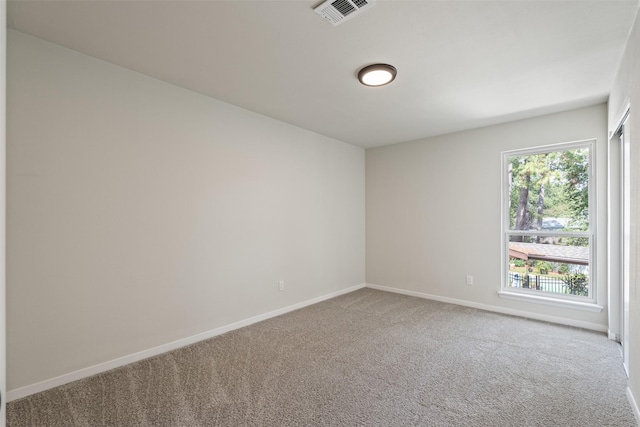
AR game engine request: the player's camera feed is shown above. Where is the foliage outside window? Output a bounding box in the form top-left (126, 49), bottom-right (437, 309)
top-left (502, 141), bottom-right (594, 302)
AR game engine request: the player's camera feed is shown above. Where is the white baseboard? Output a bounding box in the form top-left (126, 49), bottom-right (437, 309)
top-left (365, 283), bottom-right (607, 333)
top-left (627, 387), bottom-right (640, 424)
top-left (608, 330), bottom-right (621, 342)
top-left (7, 283), bottom-right (366, 402)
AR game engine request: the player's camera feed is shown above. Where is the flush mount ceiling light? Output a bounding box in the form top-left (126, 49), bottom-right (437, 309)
top-left (357, 64), bottom-right (397, 87)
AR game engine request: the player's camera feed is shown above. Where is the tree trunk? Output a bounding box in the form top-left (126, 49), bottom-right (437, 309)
top-left (536, 183), bottom-right (545, 242)
top-left (514, 172), bottom-right (530, 239)
top-left (537, 184), bottom-right (544, 229)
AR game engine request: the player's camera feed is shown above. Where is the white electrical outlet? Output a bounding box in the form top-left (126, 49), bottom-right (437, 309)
top-left (466, 275), bottom-right (473, 286)
top-left (279, 280), bottom-right (285, 291)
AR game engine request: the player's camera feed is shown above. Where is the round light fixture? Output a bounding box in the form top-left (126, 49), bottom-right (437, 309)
top-left (358, 64), bottom-right (397, 87)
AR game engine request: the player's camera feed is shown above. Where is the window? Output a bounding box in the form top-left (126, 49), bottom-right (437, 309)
top-left (501, 140), bottom-right (597, 307)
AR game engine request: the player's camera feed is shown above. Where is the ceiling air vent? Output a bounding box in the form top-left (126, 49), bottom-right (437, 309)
top-left (314, 0), bottom-right (376, 26)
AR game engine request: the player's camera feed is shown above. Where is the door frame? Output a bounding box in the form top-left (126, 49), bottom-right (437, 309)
top-left (609, 106), bottom-right (630, 375)
top-left (1, 1), bottom-right (7, 424)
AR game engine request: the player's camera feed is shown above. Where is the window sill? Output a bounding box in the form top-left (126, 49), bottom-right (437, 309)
top-left (497, 291), bottom-right (603, 312)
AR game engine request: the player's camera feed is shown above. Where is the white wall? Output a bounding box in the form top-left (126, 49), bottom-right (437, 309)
top-left (609, 6), bottom-right (640, 415)
top-left (366, 104), bottom-right (609, 328)
top-left (6, 30), bottom-right (365, 392)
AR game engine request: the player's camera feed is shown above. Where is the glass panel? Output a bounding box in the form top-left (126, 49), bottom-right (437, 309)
top-left (507, 147), bottom-right (589, 232)
top-left (507, 235), bottom-right (590, 297)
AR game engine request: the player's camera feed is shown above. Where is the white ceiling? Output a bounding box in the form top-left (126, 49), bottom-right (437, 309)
top-left (7, 0), bottom-right (640, 148)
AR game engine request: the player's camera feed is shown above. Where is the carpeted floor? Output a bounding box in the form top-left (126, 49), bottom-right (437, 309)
top-left (7, 288), bottom-right (636, 426)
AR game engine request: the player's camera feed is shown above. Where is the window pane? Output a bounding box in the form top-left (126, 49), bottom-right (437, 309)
top-left (507, 235), bottom-right (590, 297)
top-left (508, 147), bottom-right (589, 232)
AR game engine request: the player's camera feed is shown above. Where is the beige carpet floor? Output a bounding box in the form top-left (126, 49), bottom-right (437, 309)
top-left (7, 288), bottom-right (636, 426)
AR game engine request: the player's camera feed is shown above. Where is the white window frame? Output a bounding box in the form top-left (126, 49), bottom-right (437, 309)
top-left (498, 139), bottom-right (602, 312)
